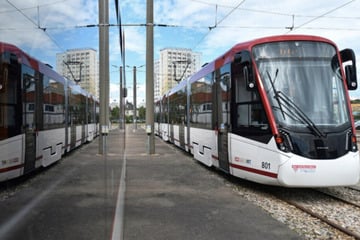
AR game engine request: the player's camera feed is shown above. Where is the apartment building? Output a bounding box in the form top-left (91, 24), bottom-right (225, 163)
top-left (155, 48), bottom-right (201, 99)
top-left (56, 48), bottom-right (99, 98)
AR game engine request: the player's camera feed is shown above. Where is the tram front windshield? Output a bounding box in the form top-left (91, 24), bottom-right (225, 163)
top-left (253, 41), bottom-right (350, 135)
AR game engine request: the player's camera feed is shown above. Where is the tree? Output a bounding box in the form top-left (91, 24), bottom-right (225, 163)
top-left (138, 106), bottom-right (146, 121)
top-left (111, 106), bottom-right (120, 122)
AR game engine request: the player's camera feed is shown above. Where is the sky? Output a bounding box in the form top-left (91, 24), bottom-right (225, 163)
top-left (1, 0), bottom-right (360, 105)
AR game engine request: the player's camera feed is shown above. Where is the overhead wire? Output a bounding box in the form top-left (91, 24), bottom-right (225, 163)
top-left (190, 0), bottom-right (359, 20)
top-left (191, 0), bottom-right (246, 51)
top-left (114, 0), bottom-right (127, 92)
top-left (4, 0), bottom-right (358, 32)
top-left (5, 0), bottom-right (64, 51)
top-left (186, 0), bottom-right (359, 51)
top-left (3, 0), bottom-right (359, 59)
top-left (114, 0), bottom-right (125, 67)
top-left (209, 0), bottom-right (246, 30)
top-left (0, 0), bottom-right (67, 15)
top-left (285, 0), bottom-right (356, 33)
top-left (5, 22), bottom-right (359, 32)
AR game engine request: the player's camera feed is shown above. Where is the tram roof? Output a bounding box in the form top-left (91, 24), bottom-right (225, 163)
top-left (0, 41), bottom-right (66, 84)
top-left (0, 41), bottom-right (93, 97)
top-left (188, 34), bottom-right (335, 85)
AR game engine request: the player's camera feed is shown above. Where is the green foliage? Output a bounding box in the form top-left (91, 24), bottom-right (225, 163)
top-left (138, 106), bottom-right (146, 120)
top-left (111, 106), bottom-right (120, 121)
top-left (125, 115), bottom-right (133, 123)
top-left (351, 99), bottom-right (360, 104)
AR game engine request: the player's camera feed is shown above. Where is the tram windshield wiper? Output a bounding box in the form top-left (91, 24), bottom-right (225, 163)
top-left (266, 69), bottom-right (286, 120)
top-left (276, 92), bottom-right (326, 138)
top-left (266, 70), bottom-right (326, 138)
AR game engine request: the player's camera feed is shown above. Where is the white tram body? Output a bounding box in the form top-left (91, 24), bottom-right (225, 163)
top-left (0, 42), bottom-right (99, 182)
top-left (0, 135), bottom-right (23, 181)
top-left (155, 35), bottom-right (360, 187)
top-left (228, 134), bottom-right (359, 186)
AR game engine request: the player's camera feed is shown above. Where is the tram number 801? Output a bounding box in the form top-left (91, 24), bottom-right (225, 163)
top-left (262, 162), bottom-right (271, 170)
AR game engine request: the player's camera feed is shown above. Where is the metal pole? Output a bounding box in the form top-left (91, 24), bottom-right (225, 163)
top-left (119, 66), bottom-right (123, 129)
top-left (98, 0), bottom-right (109, 154)
top-left (133, 66), bottom-right (137, 130)
top-left (146, 0), bottom-right (155, 154)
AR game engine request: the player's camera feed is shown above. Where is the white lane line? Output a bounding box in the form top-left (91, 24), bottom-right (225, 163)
top-left (111, 150), bottom-right (127, 240)
top-left (0, 168), bottom-right (75, 238)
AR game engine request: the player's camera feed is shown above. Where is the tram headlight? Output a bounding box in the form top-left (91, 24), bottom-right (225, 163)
top-left (345, 130), bottom-right (358, 152)
top-left (275, 131), bottom-right (293, 152)
top-left (349, 133), bottom-right (358, 152)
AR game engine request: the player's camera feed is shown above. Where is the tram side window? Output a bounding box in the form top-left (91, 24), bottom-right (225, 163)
top-left (162, 96), bottom-right (169, 123)
top-left (88, 97), bottom-right (95, 124)
top-left (95, 102), bottom-right (100, 123)
top-left (154, 101), bottom-right (161, 123)
top-left (69, 88), bottom-right (86, 125)
top-left (169, 94), bottom-right (176, 124)
top-left (232, 53), bottom-right (271, 143)
top-left (190, 73), bottom-right (213, 129)
top-left (169, 88), bottom-right (186, 124)
top-left (22, 66), bottom-right (38, 131)
top-left (0, 61), bottom-right (20, 140)
top-left (79, 94), bottom-right (86, 124)
top-left (43, 76), bottom-right (65, 129)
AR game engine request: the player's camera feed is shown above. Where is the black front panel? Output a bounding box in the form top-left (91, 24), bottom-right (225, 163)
top-left (289, 130), bottom-right (349, 159)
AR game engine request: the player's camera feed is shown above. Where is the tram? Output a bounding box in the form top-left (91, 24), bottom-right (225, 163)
top-left (0, 42), bottom-right (99, 182)
top-left (155, 35), bottom-right (359, 187)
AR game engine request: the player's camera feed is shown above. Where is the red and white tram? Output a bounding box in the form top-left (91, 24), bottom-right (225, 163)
top-left (0, 42), bottom-right (99, 182)
top-left (155, 35), bottom-right (359, 187)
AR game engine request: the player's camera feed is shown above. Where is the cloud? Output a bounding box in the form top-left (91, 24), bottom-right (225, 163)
top-left (169, 0), bottom-right (360, 63)
top-left (2, 0), bottom-right (360, 98)
top-left (124, 28), bottom-right (146, 56)
top-left (1, 1), bottom-right (95, 37)
top-left (0, 0), bottom-right (98, 60)
top-left (115, 0), bottom-right (360, 98)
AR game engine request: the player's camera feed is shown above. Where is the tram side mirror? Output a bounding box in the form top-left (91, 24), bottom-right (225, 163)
top-left (244, 66), bottom-right (256, 91)
top-left (345, 65), bottom-right (357, 90)
top-left (0, 67), bottom-right (7, 92)
top-left (340, 49), bottom-right (357, 90)
top-left (234, 51), bottom-right (256, 91)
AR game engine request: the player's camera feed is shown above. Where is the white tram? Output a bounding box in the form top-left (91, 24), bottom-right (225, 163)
top-left (155, 35), bottom-right (359, 187)
top-left (0, 42), bottom-right (99, 182)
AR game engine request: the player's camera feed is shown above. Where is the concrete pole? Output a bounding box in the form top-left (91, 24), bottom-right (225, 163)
top-left (146, 0), bottom-right (155, 154)
top-left (98, 0), bottom-right (109, 154)
top-left (133, 66), bottom-right (137, 130)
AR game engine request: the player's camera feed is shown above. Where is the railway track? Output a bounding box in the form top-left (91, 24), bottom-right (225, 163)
top-left (348, 185), bottom-right (360, 192)
top-left (273, 188), bottom-right (360, 240)
top-left (316, 187), bottom-right (360, 207)
top-left (227, 174), bottom-right (360, 239)
top-left (218, 171), bottom-right (360, 239)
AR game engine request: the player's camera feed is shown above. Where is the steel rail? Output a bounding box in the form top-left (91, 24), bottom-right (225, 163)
top-left (277, 193), bottom-right (360, 240)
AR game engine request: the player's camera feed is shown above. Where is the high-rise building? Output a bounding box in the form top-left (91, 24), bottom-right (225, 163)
top-left (154, 59), bottom-right (161, 101)
top-left (56, 48), bottom-right (99, 98)
top-left (155, 48), bottom-right (201, 99)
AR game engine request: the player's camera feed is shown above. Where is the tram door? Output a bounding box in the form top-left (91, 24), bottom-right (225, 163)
top-left (179, 87), bottom-right (187, 149)
top-left (70, 115), bottom-right (76, 150)
top-left (23, 68), bottom-right (42, 174)
top-left (68, 88), bottom-right (78, 150)
top-left (215, 65), bottom-right (231, 173)
top-left (179, 123), bottom-right (185, 148)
